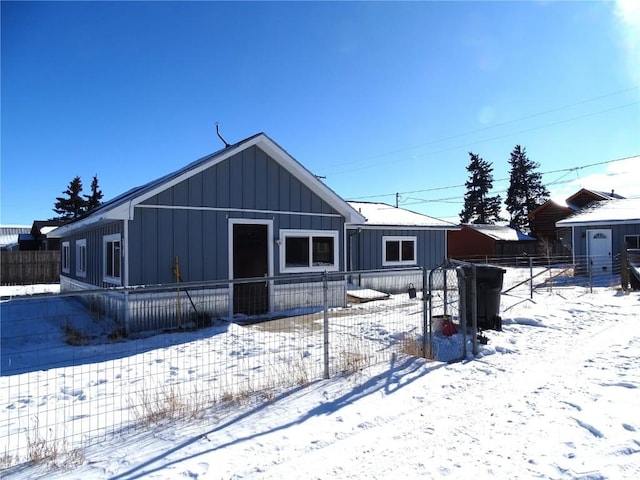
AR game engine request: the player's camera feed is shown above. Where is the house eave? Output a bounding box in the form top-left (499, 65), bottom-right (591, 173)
top-left (347, 223), bottom-right (461, 231)
top-left (47, 210), bottom-right (128, 238)
top-left (123, 133), bottom-right (366, 225)
top-left (557, 219), bottom-right (640, 228)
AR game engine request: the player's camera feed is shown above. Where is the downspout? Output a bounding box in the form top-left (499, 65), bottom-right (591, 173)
top-left (123, 200), bottom-right (133, 334)
top-left (346, 227), bottom-right (362, 272)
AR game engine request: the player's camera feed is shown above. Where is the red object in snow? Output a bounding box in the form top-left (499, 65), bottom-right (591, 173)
top-left (441, 320), bottom-right (458, 337)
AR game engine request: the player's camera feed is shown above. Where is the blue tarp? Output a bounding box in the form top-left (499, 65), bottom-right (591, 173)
top-left (432, 332), bottom-right (464, 363)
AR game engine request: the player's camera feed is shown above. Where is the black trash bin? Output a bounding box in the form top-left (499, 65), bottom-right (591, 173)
top-left (462, 264), bottom-right (505, 331)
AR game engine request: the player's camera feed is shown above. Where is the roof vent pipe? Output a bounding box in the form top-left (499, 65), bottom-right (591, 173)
top-left (216, 122), bottom-right (231, 148)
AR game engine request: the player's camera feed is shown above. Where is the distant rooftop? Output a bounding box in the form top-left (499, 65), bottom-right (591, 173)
top-left (557, 198), bottom-right (640, 226)
top-left (463, 224), bottom-right (536, 242)
top-left (348, 201), bottom-right (458, 229)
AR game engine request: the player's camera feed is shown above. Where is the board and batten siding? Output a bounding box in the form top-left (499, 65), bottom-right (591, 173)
top-left (127, 145), bottom-right (345, 286)
top-left (60, 221), bottom-right (124, 288)
top-left (350, 228), bottom-right (447, 271)
top-left (571, 223), bottom-right (640, 265)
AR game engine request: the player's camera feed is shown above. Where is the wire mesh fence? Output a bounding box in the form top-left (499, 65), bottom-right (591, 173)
top-left (0, 268), bottom-right (431, 467)
top-left (0, 254), bottom-right (628, 468)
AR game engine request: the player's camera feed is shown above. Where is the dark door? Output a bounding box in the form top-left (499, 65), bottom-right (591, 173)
top-left (233, 223), bottom-right (269, 315)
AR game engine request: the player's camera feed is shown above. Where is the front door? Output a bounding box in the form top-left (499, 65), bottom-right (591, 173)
top-left (232, 223), bottom-right (269, 315)
top-left (587, 229), bottom-right (612, 274)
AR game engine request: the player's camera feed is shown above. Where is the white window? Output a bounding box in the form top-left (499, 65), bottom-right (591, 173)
top-left (76, 239), bottom-right (87, 277)
top-left (382, 236), bottom-right (417, 266)
top-left (62, 241), bottom-right (70, 274)
top-left (280, 230), bottom-right (339, 273)
top-left (103, 234), bottom-right (121, 285)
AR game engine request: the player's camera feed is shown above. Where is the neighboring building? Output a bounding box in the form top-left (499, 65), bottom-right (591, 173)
top-left (18, 220), bottom-right (66, 251)
top-left (0, 225), bottom-right (31, 251)
top-left (556, 198), bottom-right (640, 275)
top-left (529, 188), bottom-right (623, 254)
top-left (447, 224), bottom-right (537, 262)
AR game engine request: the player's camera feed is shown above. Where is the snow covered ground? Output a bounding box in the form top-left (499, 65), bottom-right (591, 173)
top-left (1, 274), bottom-right (639, 479)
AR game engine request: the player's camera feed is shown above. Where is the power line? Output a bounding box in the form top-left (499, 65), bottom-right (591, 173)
top-left (333, 101), bottom-right (639, 176)
top-left (349, 154), bottom-right (639, 203)
top-left (322, 86), bottom-right (639, 172)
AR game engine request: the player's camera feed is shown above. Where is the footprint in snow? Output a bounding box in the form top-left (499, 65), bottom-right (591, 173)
top-left (181, 462), bottom-right (208, 478)
top-left (572, 417), bottom-right (604, 438)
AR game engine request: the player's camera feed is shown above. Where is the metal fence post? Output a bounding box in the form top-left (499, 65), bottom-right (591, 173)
top-left (422, 267), bottom-right (429, 359)
top-left (457, 266), bottom-right (468, 358)
top-left (322, 271), bottom-right (330, 379)
top-left (529, 256), bottom-right (533, 299)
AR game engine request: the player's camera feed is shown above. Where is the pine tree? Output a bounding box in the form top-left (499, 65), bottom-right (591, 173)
top-left (459, 152), bottom-right (503, 224)
top-left (505, 145), bottom-right (550, 231)
top-left (84, 174), bottom-right (103, 212)
top-left (53, 176), bottom-right (88, 221)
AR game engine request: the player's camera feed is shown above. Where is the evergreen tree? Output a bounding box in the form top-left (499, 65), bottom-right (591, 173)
top-left (505, 145), bottom-right (550, 231)
top-left (459, 152), bottom-right (503, 224)
top-left (84, 174), bottom-right (103, 212)
top-left (53, 176), bottom-right (88, 220)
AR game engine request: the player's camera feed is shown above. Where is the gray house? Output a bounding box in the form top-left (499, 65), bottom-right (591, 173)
top-left (346, 201), bottom-right (459, 292)
top-left (49, 133), bottom-right (457, 330)
top-left (556, 198), bottom-right (640, 275)
top-left (50, 133), bottom-right (367, 327)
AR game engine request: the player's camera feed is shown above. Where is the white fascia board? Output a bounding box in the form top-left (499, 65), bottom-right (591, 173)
top-left (47, 215), bottom-right (109, 238)
top-left (557, 219), bottom-right (640, 228)
top-left (347, 223), bottom-right (461, 231)
top-left (130, 137), bottom-right (262, 208)
top-left (128, 134), bottom-right (365, 224)
top-left (257, 137), bottom-right (367, 224)
top-left (53, 134), bottom-right (367, 236)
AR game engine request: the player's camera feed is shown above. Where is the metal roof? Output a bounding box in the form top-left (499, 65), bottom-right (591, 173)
top-left (556, 198), bottom-right (640, 227)
top-left (347, 201), bottom-right (459, 229)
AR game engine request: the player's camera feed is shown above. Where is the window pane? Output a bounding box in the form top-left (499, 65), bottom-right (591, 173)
top-left (106, 242), bottom-right (113, 276)
top-left (626, 236), bottom-right (639, 249)
top-left (113, 241), bottom-right (121, 278)
top-left (79, 246), bottom-right (86, 272)
top-left (312, 237), bottom-right (334, 266)
top-left (386, 241), bottom-right (400, 262)
top-left (401, 241), bottom-right (415, 261)
top-left (285, 237), bottom-right (309, 267)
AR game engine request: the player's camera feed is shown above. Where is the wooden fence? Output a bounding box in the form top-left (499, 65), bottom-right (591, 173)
top-left (0, 250), bottom-right (60, 285)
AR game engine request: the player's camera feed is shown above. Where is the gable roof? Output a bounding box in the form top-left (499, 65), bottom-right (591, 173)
top-left (463, 224), bottom-right (536, 242)
top-left (528, 198), bottom-right (576, 218)
top-left (556, 198), bottom-right (640, 227)
top-left (565, 188), bottom-right (624, 210)
top-left (0, 225), bottom-right (31, 249)
top-left (51, 133), bottom-right (365, 237)
top-left (347, 201), bottom-right (459, 230)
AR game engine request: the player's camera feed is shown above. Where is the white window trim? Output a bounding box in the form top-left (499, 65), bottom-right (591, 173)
top-left (279, 229), bottom-right (339, 273)
top-left (103, 233), bottom-right (122, 285)
top-left (382, 235), bottom-right (417, 267)
top-left (75, 238), bottom-right (87, 277)
top-left (62, 241), bottom-right (70, 274)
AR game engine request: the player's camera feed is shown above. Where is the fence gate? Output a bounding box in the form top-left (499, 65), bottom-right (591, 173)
top-left (426, 262), bottom-right (471, 362)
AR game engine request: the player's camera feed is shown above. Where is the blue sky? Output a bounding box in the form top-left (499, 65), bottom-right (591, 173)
top-left (2, 0), bottom-right (639, 226)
